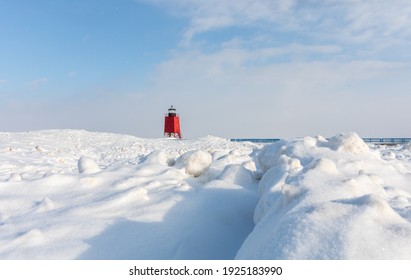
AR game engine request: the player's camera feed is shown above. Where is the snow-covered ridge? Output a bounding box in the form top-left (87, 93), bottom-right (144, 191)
top-left (0, 130), bottom-right (410, 259)
top-left (237, 132), bottom-right (411, 259)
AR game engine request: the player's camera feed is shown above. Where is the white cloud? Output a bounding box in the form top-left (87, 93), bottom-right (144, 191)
top-left (8, 1), bottom-right (404, 138)
top-left (146, 47), bottom-right (410, 138)
top-left (147, 0), bottom-right (296, 45)
top-left (297, 0), bottom-right (411, 48)
top-left (68, 71), bottom-right (77, 77)
top-left (144, 0), bottom-right (411, 53)
top-left (2, 50), bottom-right (409, 138)
top-left (0, 80), bottom-right (7, 85)
top-left (28, 77), bottom-right (48, 90)
top-left (131, 0), bottom-right (411, 138)
top-left (343, 0), bottom-right (411, 36)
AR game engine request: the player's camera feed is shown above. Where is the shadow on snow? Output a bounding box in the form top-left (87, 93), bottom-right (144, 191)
top-left (77, 184), bottom-right (258, 260)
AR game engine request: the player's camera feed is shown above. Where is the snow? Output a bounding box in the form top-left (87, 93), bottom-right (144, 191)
top-left (236, 133), bottom-right (411, 259)
top-left (175, 150), bottom-right (212, 177)
top-left (78, 156), bottom-right (101, 174)
top-left (0, 130), bottom-right (410, 259)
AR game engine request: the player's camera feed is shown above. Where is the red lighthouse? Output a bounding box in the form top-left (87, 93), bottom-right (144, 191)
top-left (164, 105), bottom-right (182, 139)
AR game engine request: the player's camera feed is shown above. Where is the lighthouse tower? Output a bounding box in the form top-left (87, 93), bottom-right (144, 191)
top-left (164, 105), bottom-right (182, 139)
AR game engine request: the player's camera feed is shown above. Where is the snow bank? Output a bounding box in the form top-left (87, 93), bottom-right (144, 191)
top-left (236, 133), bottom-right (411, 259)
top-left (0, 130), bottom-right (258, 259)
top-left (1, 130), bottom-right (411, 260)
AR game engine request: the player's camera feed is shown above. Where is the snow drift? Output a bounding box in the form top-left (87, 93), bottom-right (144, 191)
top-left (236, 132), bottom-right (411, 259)
top-left (0, 130), bottom-right (410, 260)
top-left (0, 130), bottom-right (259, 259)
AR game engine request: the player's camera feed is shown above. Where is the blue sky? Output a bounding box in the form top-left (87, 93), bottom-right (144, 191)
top-left (1, 0), bottom-right (411, 138)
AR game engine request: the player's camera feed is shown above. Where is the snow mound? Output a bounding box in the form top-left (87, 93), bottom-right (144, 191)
top-left (78, 156), bottom-right (101, 174)
top-left (326, 132), bottom-right (369, 154)
top-left (35, 197), bottom-right (56, 213)
top-left (308, 158), bottom-right (338, 174)
top-left (405, 141), bottom-right (411, 151)
top-left (176, 150), bottom-right (212, 177)
top-left (8, 173), bottom-right (22, 182)
top-left (143, 150), bottom-right (175, 166)
top-left (237, 133), bottom-right (411, 259)
top-left (218, 164), bottom-right (255, 186)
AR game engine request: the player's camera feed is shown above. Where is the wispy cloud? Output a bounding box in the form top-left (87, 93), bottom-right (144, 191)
top-left (153, 47), bottom-right (403, 93)
top-left (145, 0), bottom-right (411, 54)
top-left (147, 0), bottom-right (296, 45)
top-left (28, 77), bottom-right (48, 90)
top-left (0, 80), bottom-right (7, 85)
top-left (135, 0), bottom-right (411, 137)
top-left (293, 0), bottom-right (411, 48)
top-left (68, 71), bottom-right (77, 77)
top-left (13, 0), bottom-right (397, 138)
top-left (82, 34), bottom-right (91, 42)
top-left (146, 46), bottom-right (410, 137)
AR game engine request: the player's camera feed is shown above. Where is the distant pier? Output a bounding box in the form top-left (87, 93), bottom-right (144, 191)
top-left (231, 138), bottom-right (411, 145)
top-left (361, 138), bottom-right (411, 145)
top-left (230, 138), bottom-right (281, 143)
